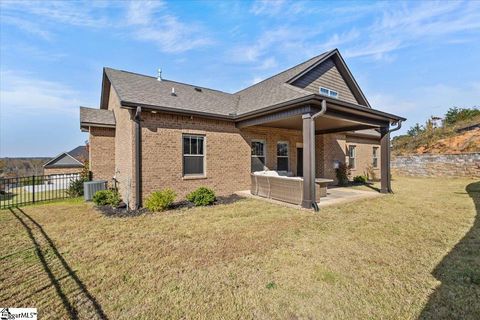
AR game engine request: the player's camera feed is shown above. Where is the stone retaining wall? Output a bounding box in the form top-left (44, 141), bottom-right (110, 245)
top-left (391, 153), bottom-right (480, 177)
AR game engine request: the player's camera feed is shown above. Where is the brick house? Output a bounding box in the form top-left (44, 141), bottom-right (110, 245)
top-left (80, 49), bottom-right (405, 209)
top-left (43, 146), bottom-right (88, 175)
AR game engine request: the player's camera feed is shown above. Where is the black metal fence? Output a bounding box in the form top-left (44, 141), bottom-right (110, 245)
top-left (0, 172), bottom-right (86, 209)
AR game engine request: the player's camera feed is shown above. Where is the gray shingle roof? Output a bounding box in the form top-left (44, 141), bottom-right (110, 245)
top-left (80, 107), bottom-right (116, 126)
top-left (235, 51), bottom-right (331, 115)
top-left (67, 146), bottom-right (89, 162)
top-left (103, 50), bottom-right (334, 117)
top-left (105, 68), bottom-right (239, 116)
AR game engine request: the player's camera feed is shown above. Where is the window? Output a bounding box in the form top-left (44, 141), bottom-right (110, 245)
top-left (183, 135), bottom-right (205, 176)
top-left (251, 140), bottom-right (266, 172)
top-left (277, 141), bottom-right (289, 171)
top-left (319, 87), bottom-right (339, 98)
top-left (372, 147), bottom-right (379, 168)
top-left (348, 145), bottom-right (356, 169)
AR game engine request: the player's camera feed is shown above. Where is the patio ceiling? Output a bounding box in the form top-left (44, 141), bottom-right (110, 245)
top-left (236, 98), bottom-right (395, 134)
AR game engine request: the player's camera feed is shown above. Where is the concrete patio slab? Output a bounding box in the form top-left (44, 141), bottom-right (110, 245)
top-left (236, 186), bottom-right (383, 210)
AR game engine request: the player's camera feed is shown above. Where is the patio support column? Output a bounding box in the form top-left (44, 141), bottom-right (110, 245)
top-left (380, 126), bottom-right (391, 194)
top-left (302, 113), bottom-right (315, 208)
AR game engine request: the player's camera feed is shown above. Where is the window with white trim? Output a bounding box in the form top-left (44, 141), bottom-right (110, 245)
top-left (251, 140), bottom-right (266, 172)
top-left (348, 145), bottom-right (356, 169)
top-left (183, 135), bottom-right (205, 176)
top-left (319, 87), bottom-right (339, 98)
top-left (372, 147), bottom-right (379, 168)
top-left (277, 141), bottom-right (289, 171)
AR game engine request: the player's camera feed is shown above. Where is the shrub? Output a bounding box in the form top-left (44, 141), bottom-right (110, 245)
top-left (353, 175), bottom-right (368, 184)
top-left (335, 162), bottom-right (350, 186)
top-left (145, 188), bottom-right (176, 212)
top-left (93, 189), bottom-right (121, 207)
top-left (93, 190), bottom-right (110, 206)
top-left (186, 187), bottom-right (216, 206)
top-left (66, 177), bottom-right (87, 197)
top-left (107, 190), bottom-right (121, 207)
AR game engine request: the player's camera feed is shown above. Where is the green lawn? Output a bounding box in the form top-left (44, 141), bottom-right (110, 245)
top-left (1, 176), bottom-right (478, 319)
top-left (0, 186), bottom-right (68, 208)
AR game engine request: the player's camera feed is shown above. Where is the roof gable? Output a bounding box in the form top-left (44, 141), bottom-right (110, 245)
top-left (287, 49), bottom-right (371, 107)
top-left (44, 146), bottom-right (88, 168)
top-left (290, 57), bottom-right (359, 104)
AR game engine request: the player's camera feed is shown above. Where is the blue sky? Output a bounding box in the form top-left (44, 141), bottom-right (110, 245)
top-left (1, 0), bottom-right (479, 157)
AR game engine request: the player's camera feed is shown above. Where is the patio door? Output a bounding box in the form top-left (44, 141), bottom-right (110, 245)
top-left (297, 148), bottom-right (303, 177)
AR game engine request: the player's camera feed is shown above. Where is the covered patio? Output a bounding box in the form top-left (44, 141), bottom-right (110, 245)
top-left (236, 95), bottom-right (405, 210)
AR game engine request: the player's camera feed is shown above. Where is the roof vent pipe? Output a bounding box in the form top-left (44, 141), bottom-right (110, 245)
top-left (157, 68), bottom-right (162, 81)
top-left (171, 87), bottom-right (176, 96)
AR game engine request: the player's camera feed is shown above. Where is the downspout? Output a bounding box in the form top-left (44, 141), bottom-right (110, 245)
top-left (385, 121), bottom-right (402, 193)
top-left (310, 100), bottom-right (327, 211)
top-left (134, 106), bottom-right (142, 209)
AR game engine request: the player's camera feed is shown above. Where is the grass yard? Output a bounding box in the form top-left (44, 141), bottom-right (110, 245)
top-left (1, 176), bottom-right (478, 319)
top-left (0, 187), bottom-right (68, 208)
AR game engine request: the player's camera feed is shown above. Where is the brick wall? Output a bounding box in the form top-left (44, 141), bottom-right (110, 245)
top-left (89, 127), bottom-right (115, 182)
top-left (391, 153), bottom-right (480, 177)
top-left (44, 167), bottom-right (83, 175)
top-left (106, 86), bottom-right (135, 205)
top-left (241, 126), bottom-right (304, 175)
top-left (346, 135), bottom-right (381, 180)
top-left (140, 112), bottom-right (251, 200)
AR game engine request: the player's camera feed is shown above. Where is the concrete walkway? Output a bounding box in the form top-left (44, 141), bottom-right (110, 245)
top-left (236, 186), bottom-right (383, 210)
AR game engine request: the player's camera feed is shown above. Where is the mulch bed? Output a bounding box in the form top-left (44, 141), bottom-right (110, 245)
top-left (94, 194), bottom-right (246, 218)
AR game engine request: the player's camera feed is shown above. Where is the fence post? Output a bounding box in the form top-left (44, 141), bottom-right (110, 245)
top-left (32, 175), bottom-right (35, 204)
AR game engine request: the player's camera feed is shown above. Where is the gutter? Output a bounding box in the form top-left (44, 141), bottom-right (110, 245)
top-left (134, 106), bottom-right (142, 209)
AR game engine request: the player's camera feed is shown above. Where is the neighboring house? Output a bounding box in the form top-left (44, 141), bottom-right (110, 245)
top-left (80, 49), bottom-right (405, 209)
top-left (43, 146), bottom-right (88, 175)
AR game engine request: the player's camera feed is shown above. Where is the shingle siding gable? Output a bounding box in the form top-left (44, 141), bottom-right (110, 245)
top-left (291, 58), bottom-right (359, 105)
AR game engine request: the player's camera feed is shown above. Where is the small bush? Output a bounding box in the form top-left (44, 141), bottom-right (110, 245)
top-left (145, 188), bottom-right (176, 212)
top-left (67, 177), bottom-right (87, 197)
top-left (93, 189), bottom-right (121, 207)
top-left (186, 187), bottom-right (216, 206)
top-left (353, 175), bottom-right (368, 184)
top-left (335, 162), bottom-right (350, 186)
top-left (107, 190), bottom-right (121, 207)
top-left (93, 190), bottom-right (110, 206)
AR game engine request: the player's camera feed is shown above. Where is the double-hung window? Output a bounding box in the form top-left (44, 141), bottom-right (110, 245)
top-left (251, 140), bottom-right (266, 172)
top-left (277, 141), bottom-right (289, 171)
top-left (348, 145), bottom-right (356, 169)
top-left (183, 135), bottom-right (205, 176)
top-left (372, 147), bottom-right (379, 168)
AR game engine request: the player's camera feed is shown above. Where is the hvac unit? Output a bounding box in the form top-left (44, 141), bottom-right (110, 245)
top-left (84, 180), bottom-right (107, 201)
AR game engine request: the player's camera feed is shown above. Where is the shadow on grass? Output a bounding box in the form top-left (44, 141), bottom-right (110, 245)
top-left (9, 207), bottom-right (108, 320)
top-left (418, 180), bottom-right (480, 319)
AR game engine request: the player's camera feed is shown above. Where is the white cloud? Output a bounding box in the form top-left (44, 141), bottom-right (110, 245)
top-left (1, 15), bottom-right (52, 40)
top-left (0, 0), bottom-right (111, 28)
top-left (257, 57), bottom-right (278, 70)
top-left (130, 14), bottom-right (213, 53)
top-left (0, 0), bottom-right (212, 53)
top-left (123, 1), bottom-right (216, 53)
top-left (0, 71), bottom-right (82, 115)
top-left (251, 76), bottom-right (264, 85)
top-left (347, 1), bottom-right (480, 59)
top-left (250, 0), bottom-right (286, 16)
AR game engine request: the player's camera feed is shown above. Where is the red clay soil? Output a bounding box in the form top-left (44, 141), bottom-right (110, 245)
top-left (416, 128), bottom-right (480, 154)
